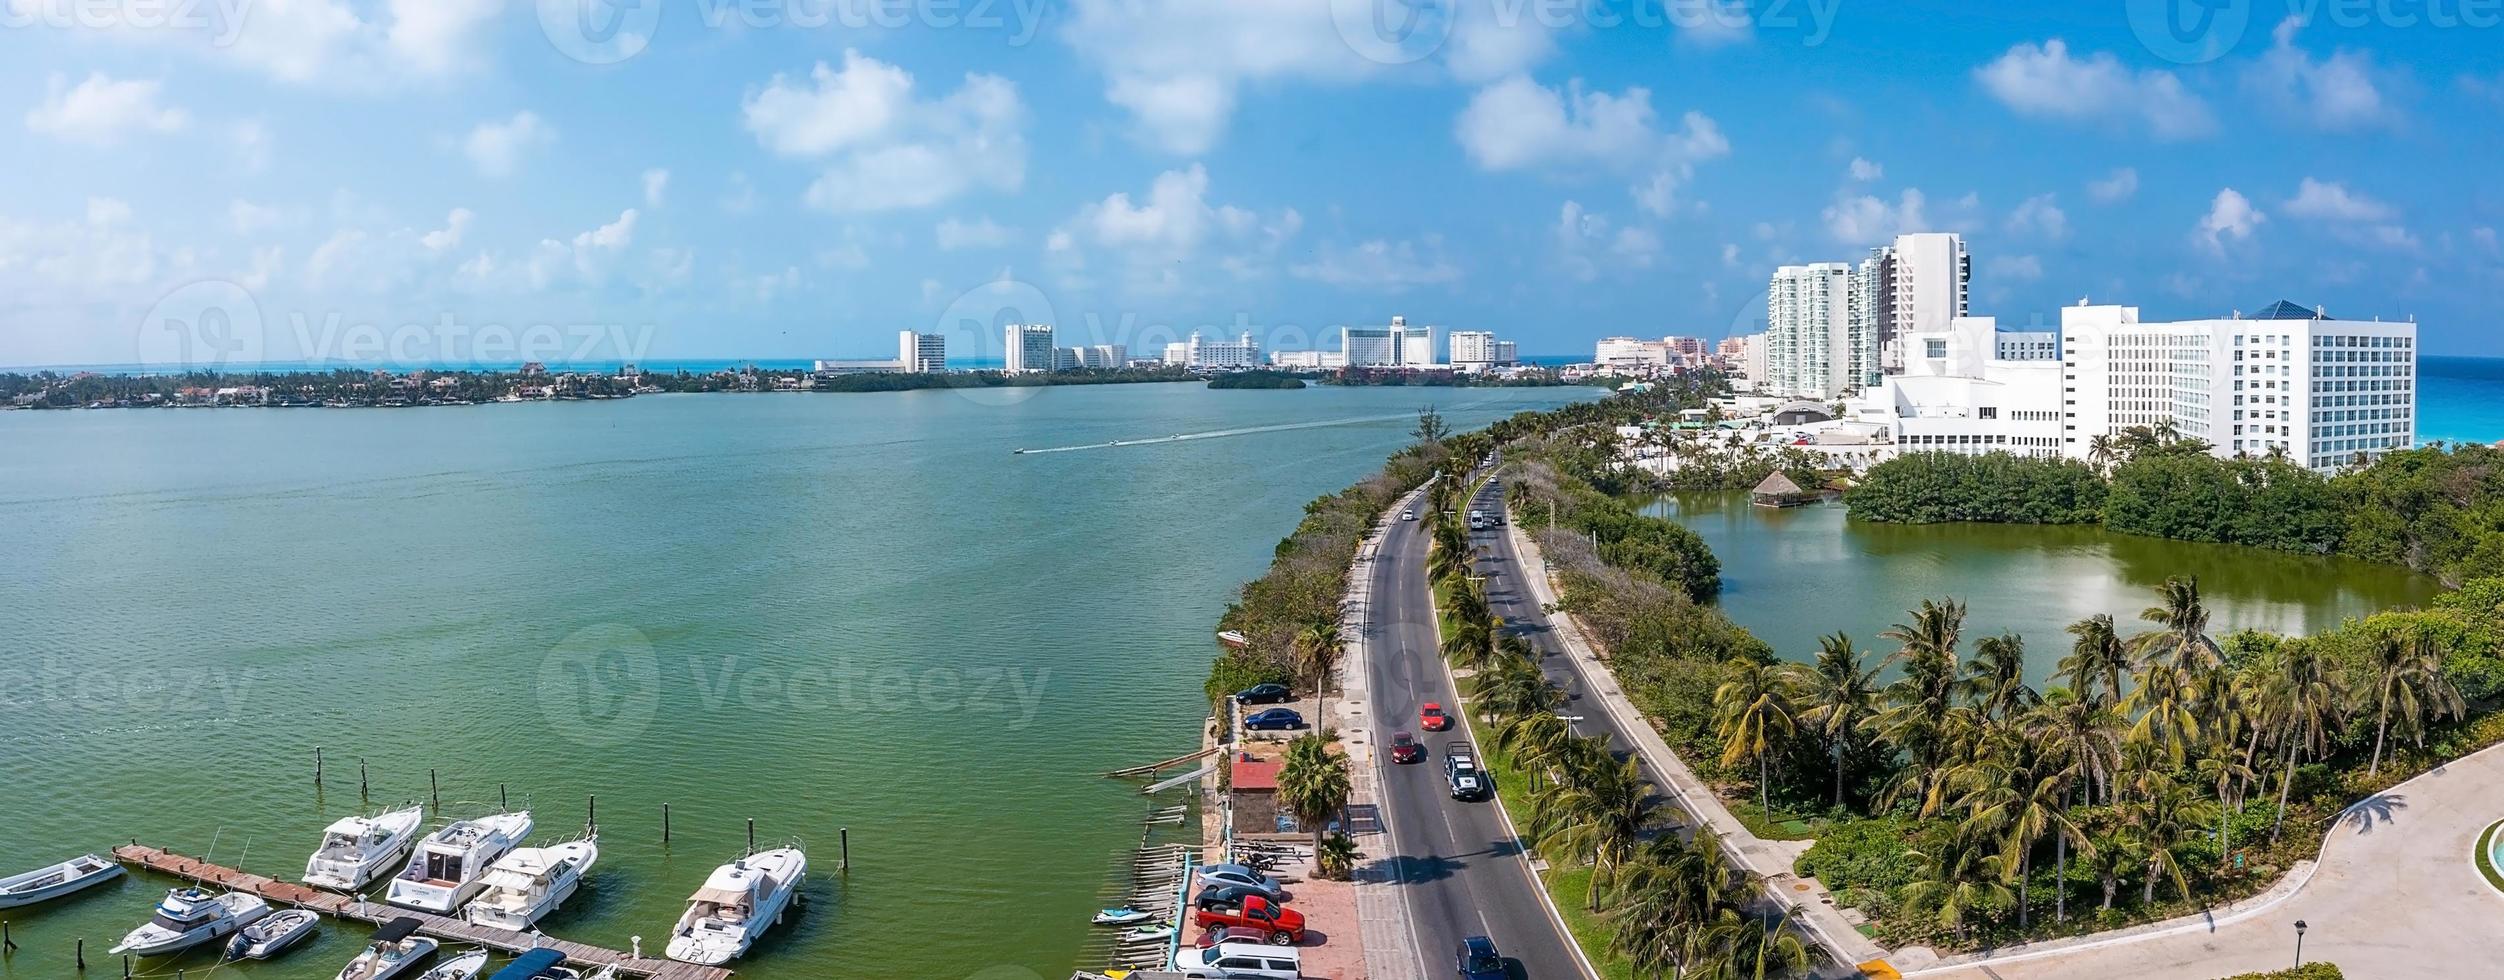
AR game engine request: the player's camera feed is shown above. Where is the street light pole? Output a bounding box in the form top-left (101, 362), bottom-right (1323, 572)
top-left (2293, 919), bottom-right (2308, 968)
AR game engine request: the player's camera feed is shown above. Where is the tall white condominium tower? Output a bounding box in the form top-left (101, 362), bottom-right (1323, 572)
top-left (1766, 263), bottom-right (1856, 399)
top-left (898, 331), bottom-right (947, 373)
top-left (1342, 316), bottom-right (1436, 368)
top-left (1859, 232), bottom-right (1972, 381)
top-left (1449, 330), bottom-right (1497, 368)
top-left (2059, 300), bottom-right (2416, 471)
top-left (1004, 323), bottom-right (1056, 373)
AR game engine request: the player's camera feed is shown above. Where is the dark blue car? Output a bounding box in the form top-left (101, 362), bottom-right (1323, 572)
top-left (1243, 707), bottom-right (1305, 730)
top-left (1234, 683), bottom-right (1293, 704)
top-left (1457, 935), bottom-right (1505, 980)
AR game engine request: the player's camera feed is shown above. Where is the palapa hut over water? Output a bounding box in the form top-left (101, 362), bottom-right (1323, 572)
top-left (1750, 470), bottom-right (1820, 508)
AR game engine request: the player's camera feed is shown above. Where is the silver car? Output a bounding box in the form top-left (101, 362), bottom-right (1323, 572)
top-left (1197, 864), bottom-right (1287, 901)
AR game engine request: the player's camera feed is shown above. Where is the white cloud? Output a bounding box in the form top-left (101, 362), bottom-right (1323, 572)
top-left (81, 0), bottom-right (499, 87)
top-left (2193, 188), bottom-right (2265, 254)
top-left (1058, 0), bottom-right (1413, 154)
top-left (230, 119), bottom-right (270, 173)
top-left (642, 168), bottom-right (670, 208)
top-left (2473, 227), bottom-right (2499, 256)
top-left (1456, 75), bottom-right (1728, 218)
top-left (25, 72), bottom-right (188, 144)
top-left (2243, 17), bottom-right (2397, 130)
top-left (465, 111), bottom-right (553, 177)
top-left (229, 199), bottom-right (283, 235)
top-left (1847, 157), bottom-right (1883, 182)
top-left (2006, 194), bottom-right (2068, 239)
top-left (1975, 40), bottom-right (2212, 139)
top-left (2087, 167), bottom-right (2139, 203)
top-left (1720, 243), bottom-right (1741, 267)
top-left (1985, 254), bottom-right (2044, 281)
top-left (382, 0), bottom-right (498, 75)
top-left (1289, 239), bottom-right (1462, 291)
top-left (421, 208), bottom-right (474, 252)
top-left (936, 216), bottom-right (1015, 250)
top-left (2282, 178), bottom-right (2392, 223)
top-left (528, 208), bottom-right (640, 288)
top-left (1056, 164), bottom-right (1301, 292)
top-left (1823, 188), bottom-right (1930, 244)
top-left (1551, 201), bottom-right (1665, 280)
top-left (744, 51), bottom-right (1026, 213)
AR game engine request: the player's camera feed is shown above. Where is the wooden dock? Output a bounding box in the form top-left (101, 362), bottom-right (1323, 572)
top-left (111, 844), bottom-right (732, 980)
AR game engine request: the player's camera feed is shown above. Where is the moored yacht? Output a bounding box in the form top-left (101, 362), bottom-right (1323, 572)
top-left (305, 805), bottom-right (427, 891)
top-left (384, 811), bottom-right (534, 914)
top-left (335, 917), bottom-right (438, 980)
top-left (111, 887), bottom-right (272, 956)
top-left (664, 847), bottom-right (806, 965)
top-left (464, 836), bottom-right (598, 931)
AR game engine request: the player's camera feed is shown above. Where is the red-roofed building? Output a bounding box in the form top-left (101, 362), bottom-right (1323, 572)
top-left (1231, 758), bottom-right (1281, 792)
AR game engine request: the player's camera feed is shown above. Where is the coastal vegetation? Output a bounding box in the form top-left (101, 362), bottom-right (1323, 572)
top-left (1847, 427), bottom-right (2504, 585)
top-left (1205, 371), bottom-right (1307, 390)
top-left (2216, 967), bottom-right (2343, 980)
top-left (0, 365), bottom-right (1200, 409)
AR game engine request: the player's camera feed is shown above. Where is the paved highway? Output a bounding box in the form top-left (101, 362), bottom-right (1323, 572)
top-left (1364, 480), bottom-right (1591, 980)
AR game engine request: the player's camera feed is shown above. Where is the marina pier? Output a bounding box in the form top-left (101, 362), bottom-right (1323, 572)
top-left (109, 844), bottom-right (733, 980)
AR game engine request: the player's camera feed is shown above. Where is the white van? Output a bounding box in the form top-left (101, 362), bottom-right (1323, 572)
top-left (1175, 940), bottom-right (1302, 979)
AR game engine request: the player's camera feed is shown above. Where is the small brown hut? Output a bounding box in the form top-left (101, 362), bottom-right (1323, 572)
top-left (1750, 470), bottom-right (1820, 508)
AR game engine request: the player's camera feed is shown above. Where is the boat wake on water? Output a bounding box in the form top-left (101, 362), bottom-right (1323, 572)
top-left (1012, 413), bottom-right (1415, 454)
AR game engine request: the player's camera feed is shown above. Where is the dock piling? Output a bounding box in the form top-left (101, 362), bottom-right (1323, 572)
top-left (315, 746), bottom-right (323, 785)
top-left (359, 760), bottom-right (369, 800)
top-left (587, 795), bottom-right (596, 836)
top-left (746, 818), bottom-right (755, 854)
top-left (75, 938), bottom-right (83, 970)
top-left (429, 769), bottom-right (439, 810)
top-left (662, 804), bottom-right (670, 843)
top-left (500, 783), bottom-right (509, 810)
top-left (841, 827), bottom-right (850, 872)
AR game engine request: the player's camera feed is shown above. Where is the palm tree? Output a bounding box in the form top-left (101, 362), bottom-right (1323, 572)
top-left (1723, 904), bottom-right (1821, 980)
top-left (1899, 834), bottom-right (2013, 943)
top-left (1276, 734), bottom-right (1352, 854)
top-left (1796, 633), bottom-right (1880, 807)
top-left (2134, 577), bottom-right (2222, 675)
top-left (2121, 776), bottom-right (2207, 905)
top-left (1475, 654), bottom-right (1565, 723)
top-left (2087, 433), bottom-right (2117, 472)
top-left (2195, 726), bottom-right (2257, 865)
top-left (1293, 615), bottom-right (1343, 727)
top-left (1872, 599), bottom-right (1967, 816)
top-left (1439, 615), bottom-right (1494, 670)
top-left (2122, 661), bottom-right (2200, 768)
top-left (1963, 631), bottom-right (2039, 722)
top-left (1495, 710), bottom-right (1576, 776)
top-left (1315, 831), bottom-right (1362, 880)
top-left (1714, 658), bottom-right (1799, 818)
top-left (2265, 639), bottom-right (2342, 841)
top-left (2061, 614), bottom-right (2131, 706)
top-left (2025, 692), bottom-right (2114, 923)
top-left (1528, 753), bottom-right (1659, 911)
top-left (2363, 626), bottom-right (2466, 776)
top-left (2084, 830), bottom-right (2137, 911)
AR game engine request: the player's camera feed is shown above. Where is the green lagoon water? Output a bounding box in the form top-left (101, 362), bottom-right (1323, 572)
top-left (0, 383), bottom-right (1597, 980)
top-left (1644, 493), bottom-right (2441, 683)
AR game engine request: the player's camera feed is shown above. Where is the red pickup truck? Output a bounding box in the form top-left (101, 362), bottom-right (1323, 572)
top-left (1192, 894), bottom-right (1305, 944)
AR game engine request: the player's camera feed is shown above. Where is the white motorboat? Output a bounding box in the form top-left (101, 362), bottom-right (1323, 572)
top-left (384, 811), bottom-right (534, 914)
top-left (225, 908), bottom-right (320, 960)
top-left (664, 848), bottom-right (806, 965)
top-left (0, 854), bottom-right (123, 910)
top-left (416, 948), bottom-right (490, 980)
top-left (110, 887), bottom-right (271, 956)
top-left (464, 837), bottom-right (598, 931)
top-left (306, 805), bottom-right (427, 891)
top-left (335, 917), bottom-right (437, 980)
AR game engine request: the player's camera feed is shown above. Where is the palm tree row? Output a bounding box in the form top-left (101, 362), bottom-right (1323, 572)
top-left (1424, 501), bottom-right (1823, 978)
top-left (1711, 576), bottom-right (2468, 943)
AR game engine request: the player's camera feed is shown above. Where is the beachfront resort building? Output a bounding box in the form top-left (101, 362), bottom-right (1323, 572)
top-left (1765, 262), bottom-right (1857, 399)
top-left (1860, 232), bottom-right (1972, 380)
top-left (1163, 332), bottom-right (1262, 371)
top-left (1849, 299), bottom-right (2417, 472)
top-left (1343, 317), bottom-right (1435, 368)
top-left (900, 331), bottom-right (946, 373)
top-left (1004, 323), bottom-right (1056, 373)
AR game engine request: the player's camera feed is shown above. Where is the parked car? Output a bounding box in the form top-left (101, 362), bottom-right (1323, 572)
top-left (1457, 935), bottom-right (1506, 980)
top-left (1419, 702), bottom-right (1452, 732)
top-left (1195, 882), bottom-right (1270, 910)
top-left (1197, 864), bottom-right (1287, 901)
top-left (1174, 940), bottom-right (1303, 979)
top-left (1243, 707), bottom-right (1305, 731)
top-left (1191, 894), bottom-right (1305, 945)
top-left (1197, 925), bottom-right (1273, 949)
top-left (1388, 730), bottom-right (1424, 764)
top-left (1233, 683), bottom-right (1293, 704)
top-left (1445, 742), bottom-right (1491, 801)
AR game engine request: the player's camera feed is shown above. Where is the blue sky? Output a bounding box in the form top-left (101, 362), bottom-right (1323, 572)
top-left (3, 0), bottom-right (2500, 368)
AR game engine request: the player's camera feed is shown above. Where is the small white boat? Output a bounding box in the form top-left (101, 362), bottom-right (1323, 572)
top-left (336, 917), bottom-right (438, 980)
top-left (664, 848), bottom-right (806, 965)
top-left (416, 948), bottom-right (490, 980)
top-left (464, 837), bottom-right (598, 931)
top-left (1092, 907), bottom-right (1153, 926)
top-left (111, 888), bottom-right (271, 956)
top-left (1122, 924), bottom-right (1176, 943)
top-left (306, 806), bottom-right (427, 891)
top-left (0, 854), bottom-right (123, 910)
top-left (226, 908), bottom-right (321, 960)
top-left (385, 811), bottom-right (534, 914)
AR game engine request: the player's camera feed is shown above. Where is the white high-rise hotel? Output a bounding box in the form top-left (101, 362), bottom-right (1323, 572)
top-left (1004, 323), bottom-right (1056, 373)
top-left (1765, 232), bottom-right (1970, 400)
